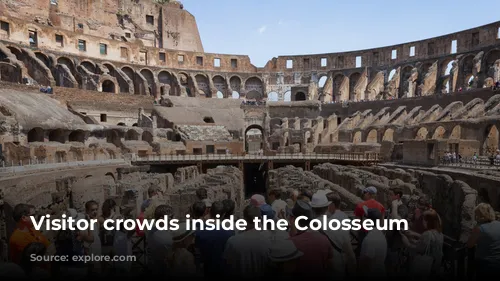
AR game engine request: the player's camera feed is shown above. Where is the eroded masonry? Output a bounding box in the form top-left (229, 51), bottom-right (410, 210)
top-left (0, 0), bottom-right (500, 259)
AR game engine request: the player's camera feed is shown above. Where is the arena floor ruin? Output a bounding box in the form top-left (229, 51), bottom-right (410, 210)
top-left (0, 0), bottom-right (500, 264)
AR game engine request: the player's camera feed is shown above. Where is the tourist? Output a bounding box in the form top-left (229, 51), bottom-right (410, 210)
top-left (112, 206), bottom-right (135, 275)
top-left (358, 208), bottom-right (387, 277)
top-left (411, 195), bottom-right (432, 234)
top-left (297, 189), bottom-right (313, 202)
top-left (467, 203), bottom-right (500, 278)
top-left (222, 199), bottom-right (235, 219)
top-left (147, 204), bottom-right (174, 277)
top-left (402, 209), bottom-right (443, 279)
top-left (99, 198), bottom-right (119, 256)
top-left (191, 201), bottom-right (207, 220)
top-left (166, 222), bottom-right (199, 278)
top-left (58, 209), bottom-right (88, 278)
top-left (135, 198), bottom-right (152, 237)
top-left (84, 200), bottom-right (102, 275)
top-left (324, 191), bottom-right (356, 277)
top-left (267, 188), bottom-right (287, 217)
top-left (260, 203), bottom-right (289, 241)
top-left (19, 242), bottom-right (50, 280)
top-left (388, 187), bottom-right (403, 219)
top-left (353, 186), bottom-right (385, 249)
top-left (223, 205), bottom-right (272, 278)
top-left (250, 194), bottom-right (266, 207)
top-left (267, 239), bottom-right (303, 277)
top-left (9, 204), bottom-right (53, 265)
top-left (386, 187), bottom-right (405, 273)
top-left (288, 200), bottom-right (335, 278)
top-left (196, 187), bottom-right (208, 201)
top-left (202, 198), bottom-right (212, 217)
top-left (195, 201), bottom-right (235, 277)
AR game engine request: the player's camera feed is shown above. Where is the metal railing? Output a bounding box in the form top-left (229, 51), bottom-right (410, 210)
top-left (0, 158), bottom-right (127, 176)
top-left (130, 152), bottom-right (380, 162)
top-left (439, 156), bottom-right (500, 170)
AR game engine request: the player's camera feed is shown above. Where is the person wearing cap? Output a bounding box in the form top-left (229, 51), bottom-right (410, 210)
top-left (316, 192), bottom-right (357, 278)
top-left (359, 208), bottom-right (387, 277)
top-left (223, 205), bottom-right (272, 278)
top-left (147, 204), bottom-right (174, 277)
top-left (288, 200), bottom-right (335, 278)
top-left (354, 186), bottom-right (385, 220)
top-left (195, 201), bottom-right (235, 277)
top-left (268, 239), bottom-right (303, 276)
top-left (260, 204), bottom-right (289, 241)
top-left (166, 222), bottom-right (198, 278)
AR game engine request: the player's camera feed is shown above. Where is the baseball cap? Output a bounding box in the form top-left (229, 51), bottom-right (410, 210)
top-left (363, 186), bottom-right (377, 194)
top-left (250, 194), bottom-right (266, 207)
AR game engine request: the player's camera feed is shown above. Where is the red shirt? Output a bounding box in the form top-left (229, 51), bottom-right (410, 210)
top-left (289, 231), bottom-right (334, 275)
top-left (354, 199), bottom-right (386, 218)
top-left (135, 212), bottom-right (145, 237)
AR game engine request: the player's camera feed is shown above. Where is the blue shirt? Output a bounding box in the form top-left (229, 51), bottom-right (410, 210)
top-left (195, 228), bottom-right (235, 276)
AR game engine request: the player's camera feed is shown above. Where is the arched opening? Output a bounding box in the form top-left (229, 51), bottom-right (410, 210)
top-left (366, 129), bottom-right (378, 143)
top-left (245, 125), bottom-right (264, 153)
top-left (122, 66), bottom-right (135, 81)
top-left (245, 77), bottom-right (263, 98)
top-left (7, 46), bottom-right (22, 60)
top-left (35, 52), bottom-right (50, 68)
top-left (48, 129), bottom-right (65, 143)
top-left (388, 69), bottom-right (396, 81)
top-left (103, 63), bottom-right (116, 76)
top-left (284, 90), bottom-right (291, 102)
top-left (216, 91), bottom-right (223, 99)
top-left (142, 131), bottom-right (153, 143)
top-left (230, 76), bottom-right (241, 93)
top-left (295, 92), bottom-right (306, 101)
top-left (213, 75), bottom-right (227, 97)
top-left (318, 76), bottom-right (327, 88)
top-left (105, 172), bottom-right (116, 181)
top-left (203, 116), bottom-right (215, 123)
top-left (158, 71), bottom-right (172, 84)
top-left (483, 125), bottom-right (499, 155)
top-left (415, 127), bottom-right (429, 140)
top-left (68, 130), bottom-right (85, 143)
top-left (106, 130), bottom-right (121, 147)
top-left (178, 73), bottom-right (192, 97)
top-left (102, 80), bottom-right (116, 93)
top-left (432, 126), bottom-right (446, 139)
top-left (140, 68), bottom-right (155, 96)
top-left (195, 74), bottom-right (210, 97)
top-left (332, 74), bottom-right (345, 101)
top-left (268, 92), bottom-right (278, 101)
top-left (382, 128), bottom-right (394, 142)
top-left (232, 91), bottom-right (240, 99)
top-left (349, 72), bottom-right (361, 100)
top-left (352, 131), bottom-right (362, 143)
top-left (117, 122), bottom-right (126, 126)
top-left (450, 125), bottom-right (461, 139)
top-left (174, 133), bottom-right (182, 142)
top-left (125, 130), bottom-right (140, 141)
top-left (27, 127), bottom-right (44, 142)
top-left (81, 61), bottom-right (96, 73)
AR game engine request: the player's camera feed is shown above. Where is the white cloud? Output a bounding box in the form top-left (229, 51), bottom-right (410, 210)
top-left (258, 25), bottom-right (267, 34)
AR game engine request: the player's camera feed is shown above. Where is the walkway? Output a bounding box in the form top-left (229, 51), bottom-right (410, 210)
top-left (130, 153), bottom-right (381, 164)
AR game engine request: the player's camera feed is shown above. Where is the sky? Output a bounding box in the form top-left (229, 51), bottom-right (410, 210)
top-left (180, 0), bottom-right (499, 67)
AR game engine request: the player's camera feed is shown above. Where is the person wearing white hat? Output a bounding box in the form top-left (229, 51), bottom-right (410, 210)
top-left (268, 239), bottom-right (303, 276)
top-left (166, 222), bottom-right (198, 278)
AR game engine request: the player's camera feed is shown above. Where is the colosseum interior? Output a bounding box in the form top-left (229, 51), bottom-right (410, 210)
top-left (0, 0), bottom-right (500, 272)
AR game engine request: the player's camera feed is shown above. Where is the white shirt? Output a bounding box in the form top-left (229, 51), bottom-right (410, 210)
top-left (223, 229), bottom-right (271, 277)
top-left (360, 229), bottom-right (387, 277)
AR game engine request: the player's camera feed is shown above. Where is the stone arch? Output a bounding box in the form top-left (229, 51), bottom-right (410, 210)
top-left (68, 130), bottom-right (85, 142)
top-left (57, 57), bottom-right (74, 69)
top-left (366, 129), bottom-right (378, 143)
top-left (245, 124), bottom-right (264, 152)
top-left (48, 129), bottom-right (65, 143)
top-left (332, 74), bottom-right (345, 102)
top-left (212, 75), bottom-right (227, 97)
top-left (101, 80), bottom-right (116, 93)
top-left (284, 90), bottom-right (291, 102)
top-left (106, 130), bottom-right (121, 147)
top-left (121, 66), bottom-right (135, 81)
top-left (415, 127), bottom-right (429, 140)
top-left (230, 76), bottom-right (242, 93)
top-left (246, 91), bottom-right (262, 100)
top-left (294, 92), bottom-right (306, 101)
top-left (102, 62), bottom-right (116, 76)
top-left (34, 52), bottom-right (50, 68)
top-left (459, 54), bottom-right (475, 88)
top-left (349, 72), bottom-right (361, 100)
top-left (432, 126), bottom-right (446, 139)
top-left (105, 172), bottom-right (116, 181)
top-left (125, 129), bottom-right (140, 141)
top-left (483, 124), bottom-right (499, 155)
top-left (352, 131), bottom-right (362, 143)
top-left (27, 127), bottom-right (44, 142)
top-left (177, 72), bottom-right (193, 97)
top-left (6, 46), bottom-right (22, 59)
top-left (318, 75), bottom-right (327, 88)
top-left (484, 49), bottom-right (500, 72)
top-left (140, 68), bottom-right (155, 96)
top-left (268, 91), bottom-right (278, 101)
top-left (387, 69), bottom-right (396, 81)
top-left (449, 125), bottom-right (461, 139)
top-left (400, 65), bottom-right (414, 98)
top-left (142, 131), bottom-right (153, 143)
top-left (158, 70), bottom-right (175, 96)
top-left (382, 128), bottom-right (394, 142)
top-left (195, 74), bottom-right (210, 97)
top-left (244, 76), bottom-right (263, 97)
top-left (80, 60), bottom-right (97, 73)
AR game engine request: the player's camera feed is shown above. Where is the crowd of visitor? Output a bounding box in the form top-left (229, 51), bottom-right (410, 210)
top-left (1, 185), bottom-right (499, 280)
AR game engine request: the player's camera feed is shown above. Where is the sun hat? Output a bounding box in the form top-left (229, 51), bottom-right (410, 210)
top-left (269, 239), bottom-right (304, 262)
top-left (172, 222), bottom-right (195, 243)
top-left (260, 204), bottom-right (276, 219)
top-left (250, 194), bottom-right (266, 207)
top-left (309, 192), bottom-right (331, 208)
top-left (363, 186), bottom-right (377, 194)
